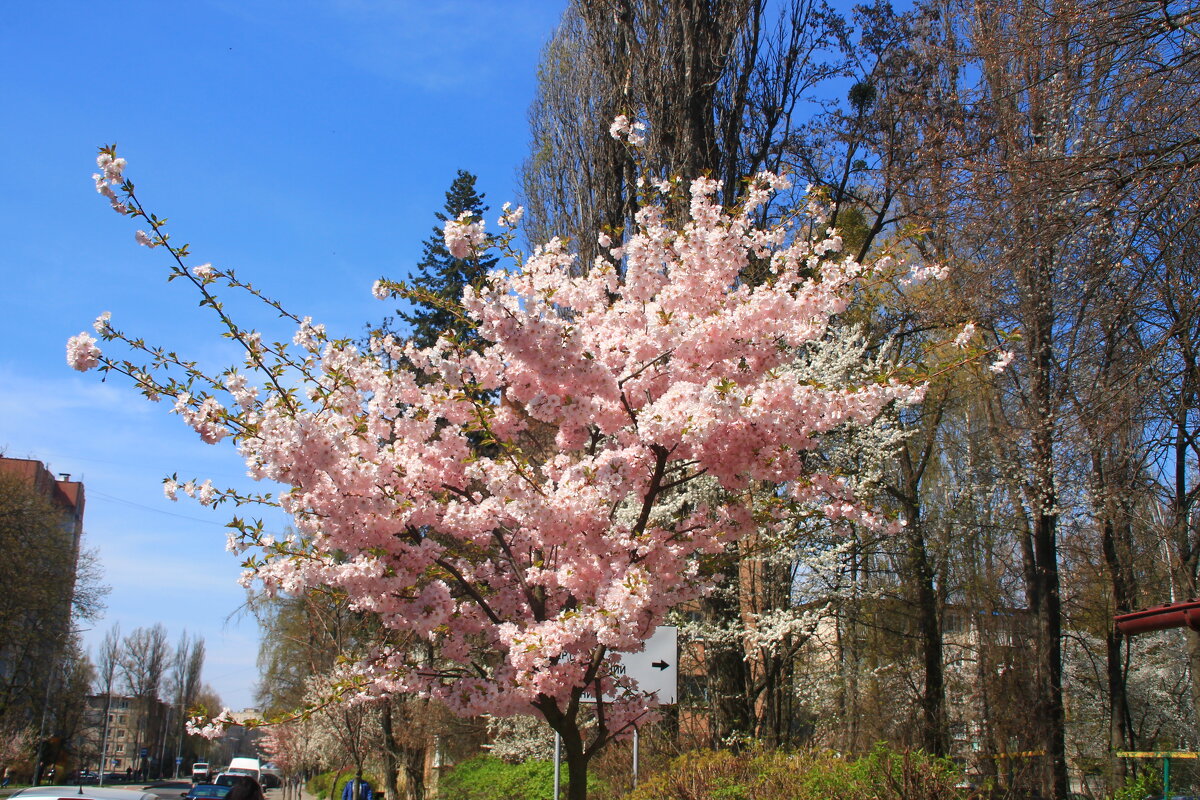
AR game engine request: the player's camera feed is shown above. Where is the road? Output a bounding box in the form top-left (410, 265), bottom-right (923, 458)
top-left (143, 782), bottom-right (192, 800)
top-left (141, 783), bottom-right (288, 800)
top-left (0, 781), bottom-right (294, 800)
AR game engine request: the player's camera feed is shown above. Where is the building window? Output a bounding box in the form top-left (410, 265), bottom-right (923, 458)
top-left (943, 611), bottom-right (966, 635)
top-left (680, 675), bottom-right (709, 702)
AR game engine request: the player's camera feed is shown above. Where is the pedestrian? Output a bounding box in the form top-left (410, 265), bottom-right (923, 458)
top-left (2, 767), bottom-right (10, 788)
top-left (227, 776), bottom-right (266, 800)
top-left (341, 776), bottom-right (373, 800)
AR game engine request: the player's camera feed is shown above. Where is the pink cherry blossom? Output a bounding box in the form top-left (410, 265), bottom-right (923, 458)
top-left (954, 322), bottom-right (976, 348)
top-left (76, 157), bottom-right (927, 748)
top-left (608, 114), bottom-right (647, 146)
top-left (990, 350), bottom-right (1015, 373)
top-left (443, 211), bottom-right (486, 259)
top-left (66, 332), bottom-right (101, 371)
top-left (498, 202), bottom-right (524, 228)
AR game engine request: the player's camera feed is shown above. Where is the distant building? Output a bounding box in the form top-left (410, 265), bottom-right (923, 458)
top-left (0, 456), bottom-right (86, 546)
top-left (79, 693), bottom-right (170, 775)
top-left (0, 457), bottom-right (85, 719)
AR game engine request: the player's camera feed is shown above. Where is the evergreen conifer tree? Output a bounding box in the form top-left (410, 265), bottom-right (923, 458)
top-left (396, 170), bottom-right (498, 351)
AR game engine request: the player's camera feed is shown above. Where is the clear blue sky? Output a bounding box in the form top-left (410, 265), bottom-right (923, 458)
top-left (0, 0), bottom-right (566, 711)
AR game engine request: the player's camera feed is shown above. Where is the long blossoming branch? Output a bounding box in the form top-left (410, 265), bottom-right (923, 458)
top-left (78, 147), bottom-right (338, 412)
top-left (71, 148), bottom-right (366, 523)
top-left (187, 642), bottom-right (409, 743)
top-left (73, 143), bottom-right (937, 741)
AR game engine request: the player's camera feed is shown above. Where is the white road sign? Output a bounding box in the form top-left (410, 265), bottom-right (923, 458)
top-left (583, 625), bottom-right (678, 705)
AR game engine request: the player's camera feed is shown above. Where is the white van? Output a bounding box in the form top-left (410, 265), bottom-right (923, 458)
top-left (191, 763), bottom-right (211, 784)
top-left (225, 757), bottom-right (262, 784)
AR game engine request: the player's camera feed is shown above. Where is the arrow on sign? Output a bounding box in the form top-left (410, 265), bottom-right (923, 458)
top-left (652, 660), bottom-right (670, 670)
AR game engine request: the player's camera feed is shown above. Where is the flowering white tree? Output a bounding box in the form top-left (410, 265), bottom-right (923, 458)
top-left (74, 144), bottom-right (926, 800)
top-left (0, 722), bottom-right (33, 778)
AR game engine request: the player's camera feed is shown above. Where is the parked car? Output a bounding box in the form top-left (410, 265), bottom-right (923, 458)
top-left (12, 786), bottom-right (158, 800)
top-left (183, 784), bottom-right (233, 800)
top-left (260, 763), bottom-right (281, 789)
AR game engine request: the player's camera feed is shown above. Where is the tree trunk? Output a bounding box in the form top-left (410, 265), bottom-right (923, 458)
top-left (402, 747), bottom-right (425, 800)
top-left (558, 720), bottom-right (590, 800)
top-left (1097, 449), bottom-right (1136, 778)
top-left (1033, 508), bottom-right (1068, 800)
top-left (910, 522), bottom-right (946, 756)
top-left (894, 416), bottom-right (948, 758)
top-left (702, 566), bottom-right (752, 746)
top-left (537, 695), bottom-right (601, 800)
top-left (380, 704), bottom-right (403, 800)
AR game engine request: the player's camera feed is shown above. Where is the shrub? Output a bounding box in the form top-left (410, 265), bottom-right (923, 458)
top-left (440, 754), bottom-right (603, 800)
top-left (1113, 770), bottom-right (1159, 800)
top-left (307, 770), bottom-right (338, 799)
top-left (626, 744), bottom-right (971, 800)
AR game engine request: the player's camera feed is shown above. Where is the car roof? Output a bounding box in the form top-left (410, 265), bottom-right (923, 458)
top-left (13, 787), bottom-right (159, 800)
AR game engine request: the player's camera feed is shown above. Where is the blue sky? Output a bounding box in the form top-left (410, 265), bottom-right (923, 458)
top-left (1, 0), bottom-right (566, 711)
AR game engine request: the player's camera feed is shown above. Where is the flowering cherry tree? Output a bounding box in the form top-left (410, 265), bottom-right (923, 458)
top-left (74, 145), bottom-right (924, 800)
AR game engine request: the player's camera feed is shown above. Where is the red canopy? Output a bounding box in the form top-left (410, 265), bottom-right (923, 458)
top-left (1114, 600), bottom-right (1200, 635)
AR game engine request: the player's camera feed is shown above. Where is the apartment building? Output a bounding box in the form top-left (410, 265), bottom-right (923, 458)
top-left (79, 693), bottom-right (170, 775)
top-left (0, 457), bottom-right (85, 721)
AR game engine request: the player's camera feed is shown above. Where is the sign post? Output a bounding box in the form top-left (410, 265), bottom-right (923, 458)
top-left (624, 626), bottom-right (677, 788)
top-left (554, 733), bottom-right (561, 800)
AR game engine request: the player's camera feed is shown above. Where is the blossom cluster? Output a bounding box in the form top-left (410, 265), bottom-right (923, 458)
top-left (443, 211), bottom-right (486, 258)
top-left (497, 201), bottom-right (525, 228)
top-left (990, 350), bottom-right (1015, 373)
top-left (953, 322), bottom-right (976, 348)
top-left (185, 708), bottom-right (237, 740)
top-left (609, 114), bottom-right (647, 146)
top-left (67, 332), bottom-right (102, 372)
top-left (93, 152), bottom-right (127, 213)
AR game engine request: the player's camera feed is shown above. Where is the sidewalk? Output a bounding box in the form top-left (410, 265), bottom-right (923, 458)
top-left (284, 781), bottom-right (322, 800)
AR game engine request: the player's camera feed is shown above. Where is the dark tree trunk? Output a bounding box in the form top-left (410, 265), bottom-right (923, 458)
top-left (380, 703), bottom-right (404, 800)
top-left (702, 569), bottom-right (752, 746)
top-left (1027, 290), bottom-right (1068, 800)
top-left (536, 694), bottom-right (604, 800)
top-left (892, 397), bottom-right (949, 757)
top-left (1096, 451), bottom-right (1136, 775)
